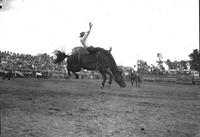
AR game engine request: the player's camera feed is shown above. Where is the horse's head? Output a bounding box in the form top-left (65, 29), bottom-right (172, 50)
top-left (114, 70), bottom-right (126, 88)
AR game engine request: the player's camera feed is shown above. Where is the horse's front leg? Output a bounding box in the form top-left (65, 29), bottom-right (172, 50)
top-left (106, 69), bottom-right (112, 87)
top-left (67, 66), bottom-right (71, 77)
top-left (99, 71), bottom-right (107, 89)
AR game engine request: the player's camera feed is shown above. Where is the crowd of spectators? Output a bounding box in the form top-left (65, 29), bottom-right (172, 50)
top-left (0, 50), bottom-right (66, 74)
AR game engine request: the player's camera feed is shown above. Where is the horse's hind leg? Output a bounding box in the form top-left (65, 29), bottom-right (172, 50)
top-left (71, 71), bottom-right (79, 79)
top-left (67, 66), bottom-right (80, 79)
top-left (74, 73), bottom-right (79, 79)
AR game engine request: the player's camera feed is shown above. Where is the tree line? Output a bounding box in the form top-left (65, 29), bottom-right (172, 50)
top-left (137, 49), bottom-right (200, 75)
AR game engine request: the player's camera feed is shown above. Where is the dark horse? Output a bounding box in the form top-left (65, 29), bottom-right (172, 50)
top-left (54, 49), bottom-right (126, 88)
top-left (130, 69), bottom-right (141, 87)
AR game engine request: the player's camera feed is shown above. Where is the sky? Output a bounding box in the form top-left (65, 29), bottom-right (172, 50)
top-left (0, 0), bottom-right (199, 67)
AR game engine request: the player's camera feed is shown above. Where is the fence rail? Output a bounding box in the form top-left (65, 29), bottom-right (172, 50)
top-left (142, 75), bottom-right (176, 82)
top-left (141, 74), bottom-right (200, 85)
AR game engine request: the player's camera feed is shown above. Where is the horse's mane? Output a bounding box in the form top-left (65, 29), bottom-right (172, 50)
top-left (101, 50), bottom-right (118, 69)
top-left (104, 50), bottom-right (114, 59)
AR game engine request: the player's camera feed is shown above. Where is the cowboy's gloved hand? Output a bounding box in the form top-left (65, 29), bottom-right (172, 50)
top-left (89, 22), bottom-right (93, 29)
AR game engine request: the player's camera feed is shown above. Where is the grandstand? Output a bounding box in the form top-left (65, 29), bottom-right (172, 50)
top-left (0, 50), bottom-right (67, 78)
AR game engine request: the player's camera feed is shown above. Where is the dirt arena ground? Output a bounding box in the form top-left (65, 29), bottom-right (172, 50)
top-left (1, 78), bottom-right (200, 137)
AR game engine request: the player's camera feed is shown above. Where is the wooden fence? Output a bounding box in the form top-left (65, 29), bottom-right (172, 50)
top-left (141, 75), bottom-right (176, 82)
top-left (141, 74), bottom-right (200, 85)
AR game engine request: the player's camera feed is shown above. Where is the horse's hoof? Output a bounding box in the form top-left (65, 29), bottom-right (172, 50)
top-left (100, 85), bottom-right (104, 89)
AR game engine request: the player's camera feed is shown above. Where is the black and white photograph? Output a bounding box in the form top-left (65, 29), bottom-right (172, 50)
top-left (0, 0), bottom-right (199, 136)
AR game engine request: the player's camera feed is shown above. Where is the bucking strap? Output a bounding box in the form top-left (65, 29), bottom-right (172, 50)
top-left (96, 52), bottom-right (100, 70)
top-left (78, 53), bottom-right (81, 67)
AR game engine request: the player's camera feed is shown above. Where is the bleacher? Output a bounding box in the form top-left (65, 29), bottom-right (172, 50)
top-left (0, 50), bottom-right (66, 78)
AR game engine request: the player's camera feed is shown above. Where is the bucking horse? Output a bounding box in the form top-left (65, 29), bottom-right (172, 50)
top-left (53, 48), bottom-right (126, 88)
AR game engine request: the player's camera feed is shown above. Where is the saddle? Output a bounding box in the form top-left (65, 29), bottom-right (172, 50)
top-left (77, 47), bottom-right (89, 54)
top-left (73, 46), bottom-right (108, 55)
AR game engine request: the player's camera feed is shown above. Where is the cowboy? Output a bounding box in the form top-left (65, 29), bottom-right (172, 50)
top-left (79, 22), bottom-right (93, 48)
top-left (79, 22), bottom-right (111, 55)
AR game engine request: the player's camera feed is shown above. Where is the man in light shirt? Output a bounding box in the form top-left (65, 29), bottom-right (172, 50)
top-left (79, 22), bottom-right (93, 48)
top-left (79, 22), bottom-right (111, 55)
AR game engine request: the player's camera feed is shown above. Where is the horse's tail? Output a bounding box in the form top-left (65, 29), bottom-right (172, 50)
top-left (53, 50), bottom-right (70, 64)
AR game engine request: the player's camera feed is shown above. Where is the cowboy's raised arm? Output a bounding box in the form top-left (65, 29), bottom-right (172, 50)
top-left (82, 22), bottom-right (93, 42)
top-left (89, 22), bottom-right (93, 29)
